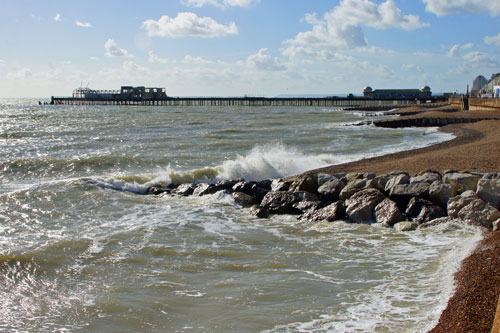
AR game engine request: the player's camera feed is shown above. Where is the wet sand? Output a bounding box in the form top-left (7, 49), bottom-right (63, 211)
top-left (306, 105), bottom-right (500, 331)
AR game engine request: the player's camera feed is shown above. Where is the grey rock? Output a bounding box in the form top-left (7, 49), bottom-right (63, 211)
top-left (389, 182), bottom-right (430, 209)
top-left (384, 172), bottom-right (410, 193)
top-left (458, 199), bottom-right (500, 228)
top-left (259, 191), bottom-right (316, 215)
top-left (232, 181), bottom-right (256, 196)
top-left (429, 180), bottom-right (455, 210)
top-left (196, 180), bottom-right (237, 196)
top-left (418, 217), bottom-right (455, 229)
top-left (410, 172), bottom-right (441, 185)
top-left (300, 201), bottom-right (345, 222)
top-left (393, 221), bottom-right (418, 232)
top-left (317, 174), bottom-right (335, 187)
top-left (293, 200), bottom-right (321, 214)
top-left (447, 191), bottom-right (478, 218)
top-left (483, 172), bottom-right (500, 179)
top-left (476, 178), bottom-right (500, 209)
top-left (271, 179), bottom-right (291, 192)
top-left (372, 175), bottom-right (389, 192)
top-left (318, 178), bottom-right (344, 201)
top-left (493, 218), bottom-right (500, 232)
top-left (443, 172), bottom-right (481, 194)
top-left (192, 183), bottom-right (211, 196)
top-left (251, 180), bottom-right (272, 202)
top-left (405, 197), bottom-right (446, 224)
top-left (375, 198), bottom-right (403, 226)
top-left (232, 192), bottom-right (257, 207)
top-left (340, 179), bottom-right (370, 200)
top-left (345, 188), bottom-right (386, 223)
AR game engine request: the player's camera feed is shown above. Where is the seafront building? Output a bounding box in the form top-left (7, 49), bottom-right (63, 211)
top-left (480, 73), bottom-right (500, 98)
top-left (72, 86), bottom-right (167, 100)
top-left (362, 86), bottom-right (432, 99)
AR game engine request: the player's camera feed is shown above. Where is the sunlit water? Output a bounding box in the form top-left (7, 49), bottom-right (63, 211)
top-left (0, 99), bottom-right (481, 332)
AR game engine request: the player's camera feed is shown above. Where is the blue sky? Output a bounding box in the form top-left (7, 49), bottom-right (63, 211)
top-left (0, 0), bottom-right (499, 97)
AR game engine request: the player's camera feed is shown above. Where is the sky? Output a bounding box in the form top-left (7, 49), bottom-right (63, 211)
top-left (0, 0), bottom-right (499, 97)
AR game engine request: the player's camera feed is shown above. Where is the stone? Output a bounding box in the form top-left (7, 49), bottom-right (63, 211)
top-left (493, 218), bottom-right (500, 232)
top-left (317, 174), bottom-right (335, 187)
top-left (317, 178), bottom-right (344, 202)
top-left (389, 182), bottom-right (430, 209)
top-left (339, 179), bottom-right (370, 201)
top-left (146, 185), bottom-right (170, 195)
top-left (476, 178), bottom-right (500, 209)
top-left (251, 180), bottom-right (272, 202)
top-left (271, 179), bottom-right (291, 192)
top-left (345, 188), bottom-right (386, 223)
top-left (196, 180), bottom-right (237, 196)
top-left (300, 201), bottom-right (345, 222)
top-left (173, 183), bottom-right (195, 196)
top-left (232, 192), bottom-right (257, 207)
top-left (293, 200), bottom-right (321, 214)
top-left (374, 199), bottom-right (403, 226)
top-left (410, 172), bottom-right (441, 185)
top-left (405, 197), bottom-right (446, 224)
top-left (393, 221), bottom-right (418, 232)
top-left (250, 205), bottom-right (269, 218)
top-left (259, 191), bottom-right (315, 215)
top-left (192, 183), bottom-right (211, 196)
top-left (384, 172), bottom-right (410, 193)
top-left (289, 174), bottom-right (318, 194)
top-left (429, 180), bottom-right (455, 210)
top-left (232, 181), bottom-right (256, 196)
top-left (418, 217), bottom-right (455, 229)
top-left (458, 199), bottom-right (500, 228)
top-left (482, 172), bottom-right (500, 179)
top-left (443, 172), bottom-right (481, 194)
top-left (371, 175), bottom-right (389, 192)
top-left (447, 191), bottom-right (478, 218)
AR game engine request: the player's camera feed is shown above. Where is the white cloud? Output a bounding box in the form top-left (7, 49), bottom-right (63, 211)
top-left (285, 0), bottom-right (428, 51)
top-left (423, 0), bottom-right (500, 16)
top-left (247, 48), bottom-right (286, 71)
top-left (54, 13), bottom-right (61, 22)
top-left (122, 61), bottom-right (148, 73)
top-left (447, 44), bottom-right (460, 57)
top-left (104, 39), bottom-right (133, 58)
top-left (142, 12), bottom-right (238, 38)
top-left (484, 32), bottom-right (500, 46)
top-left (75, 20), bottom-right (92, 28)
top-left (148, 51), bottom-right (175, 64)
top-left (7, 68), bottom-right (33, 80)
top-left (182, 55), bottom-right (212, 64)
top-left (462, 51), bottom-right (499, 68)
top-left (182, 0), bottom-right (260, 8)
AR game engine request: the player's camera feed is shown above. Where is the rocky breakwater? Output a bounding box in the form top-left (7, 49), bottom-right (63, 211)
top-left (147, 170), bottom-right (500, 232)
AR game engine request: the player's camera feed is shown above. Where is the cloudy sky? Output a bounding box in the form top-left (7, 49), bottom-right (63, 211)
top-left (1, 0), bottom-right (499, 97)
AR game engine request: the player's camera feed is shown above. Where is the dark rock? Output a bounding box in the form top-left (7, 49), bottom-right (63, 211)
top-left (458, 199), bottom-right (500, 228)
top-left (196, 180), bottom-right (238, 196)
top-left (393, 221), bottom-right (418, 232)
top-left (300, 201), bottom-right (345, 222)
top-left (250, 205), bottom-right (269, 218)
top-left (364, 173), bottom-right (376, 180)
top-left (375, 199), bottom-right (403, 226)
top-left (371, 175), bottom-right (389, 192)
top-left (482, 172), bottom-right (500, 179)
top-left (259, 191), bottom-right (300, 215)
top-left (317, 174), bottom-right (335, 187)
top-left (271, 179), bottom-right (291, 192)
top-left (293, 200), bottom-right (321, 214)
top-left (173, 183), bottom-right (195, 196)
top-left (232, 192), bottom-right (257, 207)
top-left (252, 180), bottom-right (272, 202)
top-left (339, 179), bottom-right (370, 201)
top-left (289, 175), bottom-right (318, 194)
top-left (317, 178), bottom-right (344, 201)
top-left (418, 217), bottom-right (456, 229)
top-left (493, 218), bottom-right (500, 231)
top-left (405, 197), bottom-right (445, 224)
top-left (389, 182), bottom-right (430, 209)
top-left (345, 188), bottom-right (386, 223)
top-left (146, 185), bottom-right (170, 195)
top-left (193, 183), bottom-right (211, 196)
top-left (232, 181), bottom-right (256, 196)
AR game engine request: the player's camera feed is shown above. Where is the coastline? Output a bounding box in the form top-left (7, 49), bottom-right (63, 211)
top-left (305, 105), bottom-right (500, 331)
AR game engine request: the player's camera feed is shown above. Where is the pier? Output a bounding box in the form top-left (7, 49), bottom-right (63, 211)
top-left (50, 95), bottom-right (446, 108)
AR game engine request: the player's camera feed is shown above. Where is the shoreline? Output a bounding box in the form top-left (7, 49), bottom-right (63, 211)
top-left (304, 105), bottom-right (500, 331)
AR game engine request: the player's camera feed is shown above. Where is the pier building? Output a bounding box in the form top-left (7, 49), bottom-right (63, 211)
top-left (363, 86), bottom-right (432, 99)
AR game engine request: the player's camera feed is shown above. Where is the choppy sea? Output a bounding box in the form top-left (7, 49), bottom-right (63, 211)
top-left (0, 98), bottom-right (481, 332)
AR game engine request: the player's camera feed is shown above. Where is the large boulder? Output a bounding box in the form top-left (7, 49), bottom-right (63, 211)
top-left (410, 172), bottom-right (442, 185)
top-left (493, 219), bottom-right (500, 232)
top-left (384, 172), bottom-right (410, 193)
top-left (289, 175), bottom-right (318, 194)
top-left (317, 173), bottom-right (335, 187)
top-left (374, 198), bottom-right (403, 227)
top-left (345, 188), bottom-right (386, 223)
top-left (300, 201), bottom-right (345, 222)
top-left (447, 191), bottom-right (478, 218)
top-left (232, 192), bottom-right (257, 207)
top-left (404, 197), bottom-right (446, 224)
top-left (429, 180), bottom-right (455, 210)
top-left (389, 182), bottom-right (430, 209)
top-left (232, 180), bottom-right (256, 196)
top-left (340, 179), bottom-right (371, 200)
top-left (173, 183), bottom-right (195, 196)
top-left (476, 178), bottom-right (500, 209)
top-left (251, 180), bottom-right (272, 202)
top-left (194, 180), bottom-right (238, 196)
top-left (271, 179), bottom-right (291, 192)
top-left (259, 191), bottom-right (318, 215)
top-left (458, 199), bottom-right (500, 228)
top-left (443, 172), bottom-right (481, 194)
top-left (317, 178), bottom-right (345, 202)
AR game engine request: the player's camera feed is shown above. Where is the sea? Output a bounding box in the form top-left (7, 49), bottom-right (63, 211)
top-left (0, 98), bottom-right (482, 332)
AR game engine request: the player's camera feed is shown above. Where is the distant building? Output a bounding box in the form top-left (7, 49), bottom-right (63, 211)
top-left (471, 75), bottom-right (488, 96)
top-left (72, 86), bottom-right (167, 100)
top-left (363, 86), bottom-right (431, 99)
top-left (480, 73), bottom-right (500, 98)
